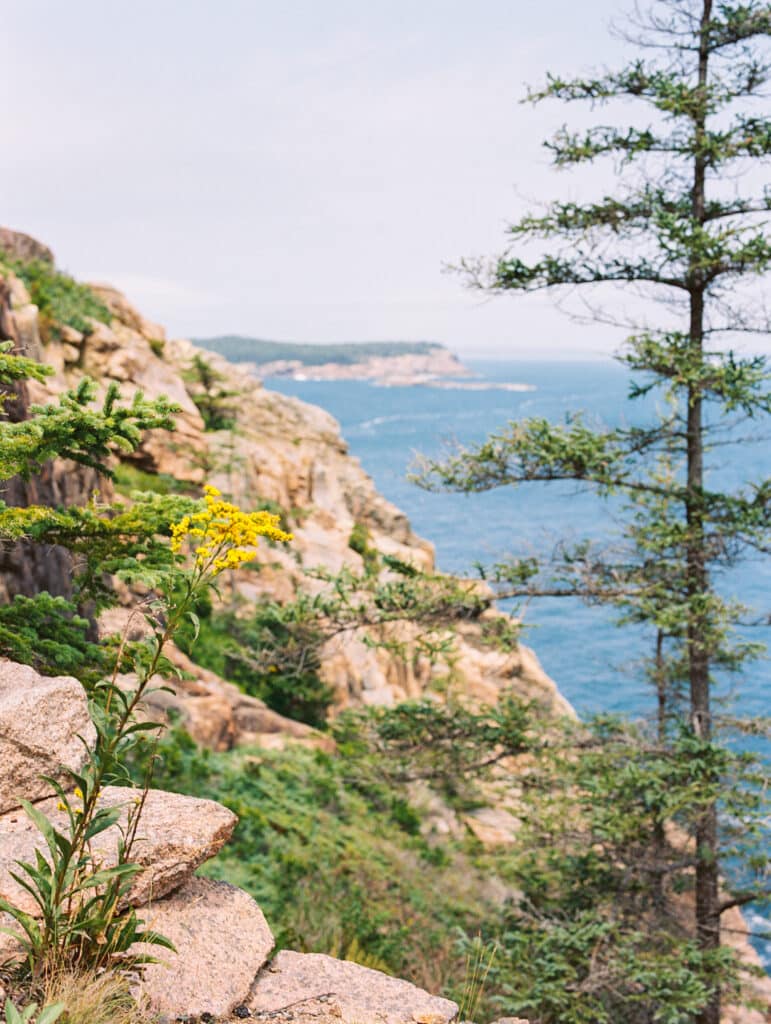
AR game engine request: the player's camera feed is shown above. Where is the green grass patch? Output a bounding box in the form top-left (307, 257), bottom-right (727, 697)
top-left (113, 463), bottom-right (196, 498)
top-left (131, 729), bottom-right (497, 997)
top-left (1, 253), bottom-right (111, 337)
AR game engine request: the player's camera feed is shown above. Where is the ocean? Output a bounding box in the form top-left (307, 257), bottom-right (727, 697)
top-left (265, 358), bottom-right (770, 962)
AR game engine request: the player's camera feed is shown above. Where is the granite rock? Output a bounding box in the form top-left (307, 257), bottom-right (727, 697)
top-left (0, 660), bottom-right (96, 813)
top-left (248, 950), bottom-right (458, 1024)
top-left (0, 787), bottom-right (236, 915)
top-left (136, 877), bottom-right (274, 1018)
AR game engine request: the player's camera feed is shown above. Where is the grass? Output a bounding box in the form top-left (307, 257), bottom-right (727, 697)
top-left (41, 972), bottom-right (147, 1024)
top-left (3, 972), bottom-right (148, 1024)
top-left (113, 462), bottom-right (196, 498)
top-left (0, 253), bottom-right (111, 338)
top-left (129, 731), bottom-right (503, 1003)
top-left (458, 935), bottom-right (498, 1023)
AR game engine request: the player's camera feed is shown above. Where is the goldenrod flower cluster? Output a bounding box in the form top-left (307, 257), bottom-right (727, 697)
top-left (170, 485), bottom-right (292, 576)
top-left (58, 785), bottom-right (90, 814)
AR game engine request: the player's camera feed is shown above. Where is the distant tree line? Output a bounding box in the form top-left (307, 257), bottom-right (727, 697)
top-left (194, 336), bottom-right (443, 366)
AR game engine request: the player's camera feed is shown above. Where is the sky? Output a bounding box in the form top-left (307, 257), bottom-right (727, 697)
top-left (2, 0), bottom-right (755, 359)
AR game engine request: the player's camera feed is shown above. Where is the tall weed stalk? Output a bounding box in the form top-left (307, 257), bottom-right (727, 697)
top-left (0, 486), bottom-right (291, 980)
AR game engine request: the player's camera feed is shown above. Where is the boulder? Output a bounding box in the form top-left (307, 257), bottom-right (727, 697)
top-left (0, 227), bottom-right (54, 264)
top-left (0, 660), bottom-right (96, 813)
top-left (87, 283), bottom-right (166, 342)
top-left (135, 877), bottom-right (274, 1018)
top-left (0, 787), bottom-right (236, 915)
top-left (248, 950), bottom-right (458, 1024)
top-left (718, 905), bottom-right (771, 1024)
top-left (462, 807), bottom-right (522, 847)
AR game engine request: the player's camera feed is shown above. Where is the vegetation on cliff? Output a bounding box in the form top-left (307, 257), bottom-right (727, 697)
top-left (135, 698), bottom-right (755, 1024)
top-left (0, 294), bottom-right (291, 1016)
top-left (1, 0), bottom-right (769, 1015)
top-left (175, 557), bottom-right (502, 728)
top-left (0, 253), bottom-right (111, 340)
top-left (415, 2), bottom-right (771, 1022)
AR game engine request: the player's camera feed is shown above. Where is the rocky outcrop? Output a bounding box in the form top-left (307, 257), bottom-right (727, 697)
top-left (137, 877), bottom-right (275, 1019)
top-left (0, 660), bottom-right (96, 812)
top-left (0, 787), bottom-right (236, 914)
top-left (77, 319), bottom-right (205, 479)
top-left (0, 238), bottom-right (566, 720)
top-left (161, 339), bottom-right (567, 717)
top-left (252, 346), bottom-right (469, 386)
top-left (0, 657), bottom-right (460, 1023)
top-left (0, 227), bottom-right (53, 264)
top-left (247, 950), bottom-right (459, 1024)
top-left (720, 905), bottom-right (771, 1024)
top-left (162, 337), bottom-right (438, 580)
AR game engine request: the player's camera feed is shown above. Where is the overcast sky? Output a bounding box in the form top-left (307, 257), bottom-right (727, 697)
top-left (1, 1), bottom-right (711, 357)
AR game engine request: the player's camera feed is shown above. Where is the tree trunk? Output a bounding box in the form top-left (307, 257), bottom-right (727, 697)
top-left (689, 4), bottom-right (721, 1022)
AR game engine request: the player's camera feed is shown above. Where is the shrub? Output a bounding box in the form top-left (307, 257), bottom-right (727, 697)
top-left (177, 605), bottom-right (334, 728)
top-left (112, 462), bottom-right (193, 498)
top-left (0, 593), bottom-right (113, 682)
top-left (348, 521), bottom-right (379, 576)
top-left (130, 730), bottom-right (499, 995)
top-left (181, 354), bottom-right (238, 431)
top-left (1, 255), bottom-right (111, 338)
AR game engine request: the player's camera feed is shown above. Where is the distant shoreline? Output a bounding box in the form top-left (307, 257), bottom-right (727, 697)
top-left (195, 336), bottom-right (470, 386)
top-left (195, 336), bottom-right (536, 389)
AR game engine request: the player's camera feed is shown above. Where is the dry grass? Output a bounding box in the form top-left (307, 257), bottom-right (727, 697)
top-left (458, 935), bottom-right (497, 1024)
top-left (38, 971), bottom-right (150, 1024)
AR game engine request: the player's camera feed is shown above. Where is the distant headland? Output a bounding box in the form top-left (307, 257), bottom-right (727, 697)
top-left (194, 336), bottom-right (534, 390)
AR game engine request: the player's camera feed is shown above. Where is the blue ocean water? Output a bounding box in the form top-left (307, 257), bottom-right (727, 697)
top-left (268, 360), bottom-right (770, 720)
top-left (266, 358), bottom-right (770, 961)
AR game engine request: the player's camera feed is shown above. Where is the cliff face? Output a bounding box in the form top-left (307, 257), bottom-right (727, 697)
top-left (0, 242), bottom-right (568, 730)
top-left (0, 263), bottom-right (105, 603)
top-left (0, 233), bottom-right (766, 1024)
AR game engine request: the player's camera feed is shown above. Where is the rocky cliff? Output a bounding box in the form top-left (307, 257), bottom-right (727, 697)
top-left (1, 230), bottom-right (766, 1024)
top-left (0, 657), bottom-right (485, 1024)
top-left (0, 228), bottom-right (546, 1022)
top-left (0, 232), bottom-right (569, 746)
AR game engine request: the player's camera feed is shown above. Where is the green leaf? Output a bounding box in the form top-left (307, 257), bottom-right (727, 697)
top-left (4, 1000), bottom-right (24, 1024)
top-left (36, 1005), bottom-right (65, 1024)
top-left (19, 800), bottom-right (58, 861)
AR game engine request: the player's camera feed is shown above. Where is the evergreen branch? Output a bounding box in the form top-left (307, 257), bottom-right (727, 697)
top-left (546, 117), bottom-right (771, 167)
top-left (505, 189), bottom-right (771, 239)
top-left (0, 380), bottom-right (179, 481)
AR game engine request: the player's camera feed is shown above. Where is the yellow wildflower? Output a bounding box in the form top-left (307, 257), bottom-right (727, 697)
top-left (170, 484), bottom-right (292, 577)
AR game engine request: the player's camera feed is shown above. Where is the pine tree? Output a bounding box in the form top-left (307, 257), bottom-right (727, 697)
top-left (416, 3), bottom-right (770, 1021)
